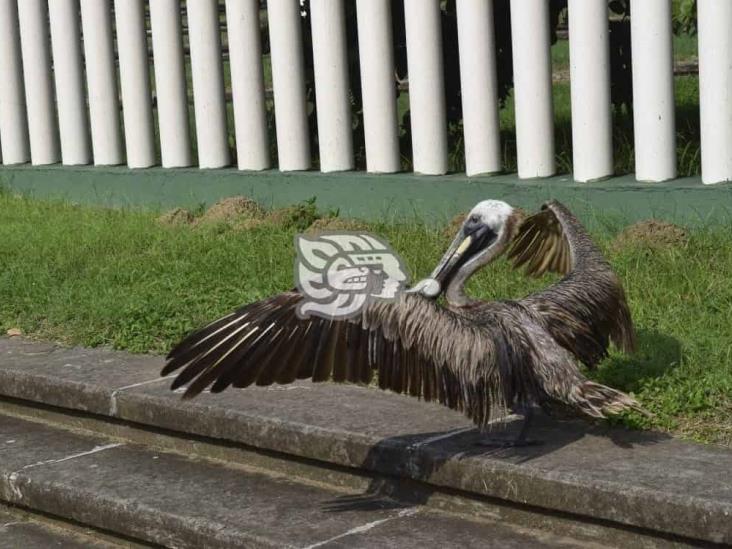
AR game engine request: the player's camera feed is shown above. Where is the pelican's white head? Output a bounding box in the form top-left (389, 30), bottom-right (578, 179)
top-left (414, 199), bottom-right (517, 304)
top-left (464, 200), bottom-right (514, 237)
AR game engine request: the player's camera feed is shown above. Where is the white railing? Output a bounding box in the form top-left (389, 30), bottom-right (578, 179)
top-left (0, 1), bottom-right (728, 184)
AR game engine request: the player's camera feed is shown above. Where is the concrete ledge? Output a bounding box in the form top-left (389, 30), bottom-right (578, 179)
top-left (0, 505), bottom-right (127, 548)
top-left (0, 413), bottom-right (586, 548)
top-left (0, 337), bottom-right (730, 544)
top-left (1, 165), bottom-right (732, 227)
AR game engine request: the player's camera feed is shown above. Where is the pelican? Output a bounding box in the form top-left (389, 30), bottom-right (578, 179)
top-left (162, 200), bottom-right (643, 444)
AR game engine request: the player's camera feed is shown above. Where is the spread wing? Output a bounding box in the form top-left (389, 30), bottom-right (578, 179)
top-left (162, 292), bottom-right (523, 425)
top-left (506, 200), bottom-right (636, 367)
top-left (162, 292), bottom-right (517, 427)
top-left (507, 204), bottom-right (573, 277)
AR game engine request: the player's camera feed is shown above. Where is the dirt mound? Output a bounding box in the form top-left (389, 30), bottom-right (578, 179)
top-left (197, 196), bottom-right (263, 225)
top-left (157, 207), bottom-right (194, 226)
top-left (234, 217), bottom-right (270, 231)
top-left (305, 217), bottom-right (370, 234)
top-left (613, 219), bottom-right (688, 251)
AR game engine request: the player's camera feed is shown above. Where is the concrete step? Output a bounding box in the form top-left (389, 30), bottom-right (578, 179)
top-left (0, 504), bottom-right (142, 548)
top-left (0, 412), bottom-right (596, 548)
top-left (0, 336), bottom-right (730, 546)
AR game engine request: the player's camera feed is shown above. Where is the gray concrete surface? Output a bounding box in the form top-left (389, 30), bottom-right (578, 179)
top-left (0, 414), bottom-right (592, 549)
top-left (0, 506), bottom-right (127, 548)
top-left (0, 337), bottom-right (730, 544)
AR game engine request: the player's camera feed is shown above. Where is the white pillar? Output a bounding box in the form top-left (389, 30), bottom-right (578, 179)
top-left (510, 0), bottom-right (555, 178)
top-left (630, 0), bottom-right (676, 182)
top-left (150, 0), bottom-right (193, 168)
top-left (115, 0), bottom-right (156, 168)
top-left (187, 0), bottom-right (230, 169)
top-left (456, 0), bottom-right (501, 176)
top-left (403, 0), bottom-right (448, 175)
top-left (17, 0), bottom-right (60, 165)
top-left (80, 0), bottom-right (124, 165)
top-left (355, 0), bottom-right (400, 173)
top-left (568, 0), bottom-right (613, 182)
top-left (268, 0), bottom-right (311, 171)
top-left (48, 0), bottom-right (91, 166)
top-left (226, 0), bottom-right (270, 170)
top-left (310, 0), bottom-right (353, 172)
top-left (0, 0), bottom-right (29, 164)
top-left (698, 0), bottom-right (732, 184)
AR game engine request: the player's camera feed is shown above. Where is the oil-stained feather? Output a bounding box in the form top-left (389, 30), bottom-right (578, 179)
top-left (256, 324), bottom-right (303, 386)
top-left (201, 301), bottom-right (298, 393)
top-left (165, 310), bottom-right (239, 361)
top-left (171, 319), bottom-right (258, 391)
top-left (311, 321), bottom-right (337, 382)
top-left (331, 323), bottom-right (350, 383)
top-left (276, 321), bottom-right (318, 384)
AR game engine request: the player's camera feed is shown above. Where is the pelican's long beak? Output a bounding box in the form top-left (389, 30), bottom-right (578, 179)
top-left (430, 234), bottom-right (473, 285)
top-left (429, 225), bottom-right (494, 288)
top-left (406, 232), bottom-right (472, 298)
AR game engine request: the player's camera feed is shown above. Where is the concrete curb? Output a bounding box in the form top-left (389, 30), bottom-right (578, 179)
top-left (6, 413), bottom-right (559, 549)
top-left (0, 337), bottom-right (730, 545)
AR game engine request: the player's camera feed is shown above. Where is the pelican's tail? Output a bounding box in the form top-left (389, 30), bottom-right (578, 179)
top-left (570, 381), bottom-right (649, 419)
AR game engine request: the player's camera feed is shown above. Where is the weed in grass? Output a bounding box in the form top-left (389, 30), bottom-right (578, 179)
top-left (157, 208), bottom-right (195, 226)
top-left (0, 195), bottom-right (730, 445)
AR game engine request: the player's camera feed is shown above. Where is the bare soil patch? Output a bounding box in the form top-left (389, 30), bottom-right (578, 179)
top-left (613, 220), bottom-right (689, 251)
top-left (197, 196), bottom-right (263, 225)
top-left (305, 217), bottom-right (370, 234)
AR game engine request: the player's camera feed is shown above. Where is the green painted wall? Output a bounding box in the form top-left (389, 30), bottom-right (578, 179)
top-left (1, 165), bottom-right (731, 226)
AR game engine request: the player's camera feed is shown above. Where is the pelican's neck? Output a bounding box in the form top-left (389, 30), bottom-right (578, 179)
top-left (445, 214), bottom-right (519, 307)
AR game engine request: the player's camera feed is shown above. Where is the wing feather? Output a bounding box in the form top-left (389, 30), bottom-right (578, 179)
top-left (508, 206), bottom-right (573, 278)
top-left (509, 201), bottom-right (636, 368)
top-left (162, 291), bottom-right (522, 427)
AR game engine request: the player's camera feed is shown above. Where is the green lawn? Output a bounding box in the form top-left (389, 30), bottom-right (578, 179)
top-left (550, 32), bottom-right (698, 72)
top-left (0, 193), bottom-right (730, 446)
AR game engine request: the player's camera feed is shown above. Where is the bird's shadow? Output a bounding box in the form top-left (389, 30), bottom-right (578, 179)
top-left (323, 413), bottom-right (671, 513)
top-left (592, 328), bottom-right (683, 394)
top-left (323, 328), bottom-right (680, 513)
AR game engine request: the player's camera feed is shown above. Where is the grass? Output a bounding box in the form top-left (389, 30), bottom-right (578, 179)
top-left (550, 32), bottom-right (698, 72)
top-left (0, 192), bottom-right (730, 446)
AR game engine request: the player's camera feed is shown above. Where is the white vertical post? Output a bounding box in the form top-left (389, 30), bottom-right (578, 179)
top-left (568, 0), bottom-right (613, 182)
top-left (355, 0), bottom-right (400, 173)
top-left (510, 0), bottom-right (555, 178)
top-left (310, 0), bottom-right (354, 172)
top-left (115, 0), bottom-right (156, 168)
top-left (187, 0), bottom-right (230, 169)
top-left (403, 0), bottom-right (448, 175)
top-left (0, 0), bottom-right (29, 164)
top-left (698, 0), bottom-right (732, 184)
top-left (456, 0), bottom-right (501, 176)
top-left (226, 0), bottom-right (270, 171)
top-left (150, 0), bottom-right (193, 168)
top-left (630, 0), bottom-right (676, 182)
top-left (48, 0), bottom-right (91, 166)
top-left (80, 0), bottom-right (124, 165)
top-left (17, 0), bottom-right (60, 165)
top-left (268, 0), bottom-right (311, 171)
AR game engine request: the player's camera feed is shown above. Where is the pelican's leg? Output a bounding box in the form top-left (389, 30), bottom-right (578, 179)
top-left (475, 406), bottom-right (543, 448)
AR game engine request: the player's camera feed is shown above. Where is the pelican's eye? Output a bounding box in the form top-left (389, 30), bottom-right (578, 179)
top-left (463, 214), bottom-right (483, 236)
